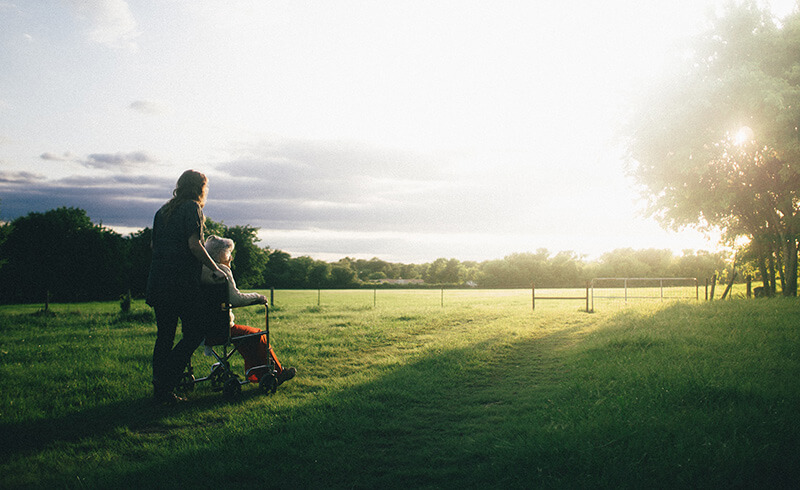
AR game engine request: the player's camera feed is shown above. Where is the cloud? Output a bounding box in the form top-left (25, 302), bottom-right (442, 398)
top-left (40, 152), bottom-right (78, 162)
top-left (0, 2), bottom-right (20, 13)
top-left (0, 144), bottom-right (714, 262)
top-left (129, 99), bottom-right (170, 115)
top-left (200, 138), bottom-right (524, 238)
top-left (69, 0), bottom-right (139, 51)
top-left (10, 137), bottom-right (486, 239)
top-left (85, 151), bottom-right (156, 169)
top-left (0, 171), bottom-right (45, 184)
top-left (39, 150), bottom-right (157, 171)
top-left (0, 174), bottom-right (171, 227)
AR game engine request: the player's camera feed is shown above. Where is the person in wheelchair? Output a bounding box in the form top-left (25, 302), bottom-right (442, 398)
top-left (201, 235), bottom-right (296, 385)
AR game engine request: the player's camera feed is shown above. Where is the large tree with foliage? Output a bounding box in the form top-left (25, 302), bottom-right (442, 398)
top-left (126, 227), bottom-right (153, 297)
top-left (0, 207), bottom-right (128, 303)
top-left (625, 2), bottom-right (800, 295)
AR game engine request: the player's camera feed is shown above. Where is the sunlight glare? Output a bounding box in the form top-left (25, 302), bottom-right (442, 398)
top-left (733, 126), bottom-right (755, 146)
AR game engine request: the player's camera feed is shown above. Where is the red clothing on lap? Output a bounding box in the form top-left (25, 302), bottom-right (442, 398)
top-left (231, 324), bottom-right (283, 381)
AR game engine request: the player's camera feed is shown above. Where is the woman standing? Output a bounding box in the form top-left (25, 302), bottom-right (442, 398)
top-left (146, 170), bottom-right (225, 404)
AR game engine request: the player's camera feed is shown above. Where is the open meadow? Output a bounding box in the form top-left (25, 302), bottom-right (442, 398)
top-left (1, 288), bottom-right (799, 488)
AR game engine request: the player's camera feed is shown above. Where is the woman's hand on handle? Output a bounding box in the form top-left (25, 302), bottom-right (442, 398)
top-left (187, 231), bottom-right (226, 282)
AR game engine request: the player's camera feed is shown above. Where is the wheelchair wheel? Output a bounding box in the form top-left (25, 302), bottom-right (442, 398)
top-left (259, 373), bottom-right (278, 394)
top-left (223, 378), bottom-right (241, 401)
top-left (210, 363), bottom-right (226, 390)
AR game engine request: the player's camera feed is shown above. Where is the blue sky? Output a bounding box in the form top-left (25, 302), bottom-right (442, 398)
top-left (1, 0), bottom-right (796, 262)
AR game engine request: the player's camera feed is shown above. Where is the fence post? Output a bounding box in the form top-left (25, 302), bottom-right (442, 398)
top-left (121, 289), bottom-right (132, 313)
top-left (318, 289), bottom-right (321, 306)
top-left (585, 282), bottom-right (590, 312)
top-left (531, 283), bottom-right (535, 311)
top-left (270, 288), bottom-right (274, 307)
top-left (374, 288), bottom-right (377, 308)
top-left (709, 274), bottom-right (717, 301)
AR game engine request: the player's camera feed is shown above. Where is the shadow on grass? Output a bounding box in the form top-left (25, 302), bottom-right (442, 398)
top-left (21, 324), bottom-right (590, 488)
top-left (6, 303), bottom-right (800, 488)
top-left (0, 380), bottom-right (249, 461)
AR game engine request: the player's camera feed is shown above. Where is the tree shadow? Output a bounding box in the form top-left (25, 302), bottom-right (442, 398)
top-left (12, 304), bottom-right (794, 488)
top-left (0, 378), bottom-right (265, 461)
top-left (64, 324), bottom-right (591, 488)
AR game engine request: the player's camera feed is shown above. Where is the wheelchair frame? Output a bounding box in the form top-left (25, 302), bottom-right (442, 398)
top-left (177, 283), bottom-right (279, 401)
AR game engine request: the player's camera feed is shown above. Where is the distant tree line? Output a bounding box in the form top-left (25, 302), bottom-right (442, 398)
top-left (0, 207), bottom-right (733, 304)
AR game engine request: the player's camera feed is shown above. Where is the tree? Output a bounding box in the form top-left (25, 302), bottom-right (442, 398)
top-left (625, 2), bottom-right (800, 295)
top-left (0, 207), bottom-right (127, 303)
top-left (329, 264), bottom-right (358, 288)
top-left (441, 258), bottom-right (464, 284)
top-left (288, 256), bottom-right (316, 288)
top-left (263, 250), bottom-right (292, 288)
top-left (425, 258), bottom-right (465, 284)
top-left (0, 204), bottom-right (10, 273)
top-left (308, 260), bottom-right (331, 287)
top-left (670, 250), bottom-right (728, 282)
top-left (477, 250), bottom-right (555, 288)
top-left (550, 251), bottom-right (584, 287)
top-left (126, 227), bottom-right (152, 298)
top-left (353, 257), bottom-right (397, 281)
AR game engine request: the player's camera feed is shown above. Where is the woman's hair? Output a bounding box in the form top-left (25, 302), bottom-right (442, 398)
top-left (204, 235), bottom-right (235, 263)
top-left (162, 169), bottom-right (208, 219)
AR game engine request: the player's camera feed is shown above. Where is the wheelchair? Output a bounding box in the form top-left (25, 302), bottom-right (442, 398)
top-left (176, 282), bottom-right (279, 401)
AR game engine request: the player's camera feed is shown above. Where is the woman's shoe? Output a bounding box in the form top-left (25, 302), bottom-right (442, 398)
top-left (153, 389), bottom-right (186, 405)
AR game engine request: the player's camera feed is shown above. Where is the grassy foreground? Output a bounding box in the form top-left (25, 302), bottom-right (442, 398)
top-left (1, 290), bottom-right (799, 488)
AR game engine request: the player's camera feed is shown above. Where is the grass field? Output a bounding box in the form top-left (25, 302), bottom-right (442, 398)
top-left (1, 288), bottom-right (799, 488)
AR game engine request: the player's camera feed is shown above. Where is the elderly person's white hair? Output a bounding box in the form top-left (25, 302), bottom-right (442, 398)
top-left (205, 235), bottom-right (235, 263)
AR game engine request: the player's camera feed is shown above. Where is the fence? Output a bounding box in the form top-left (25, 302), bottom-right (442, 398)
top-left (269, 288), bottom-right (486, 309)
top-left (531, 283), bottom-right (591, 312)
top-left (263, 280), bottom-right (701, 312)
top-left (268, 288), bottom-right (583, 310)
top-left (590, 277), bottom-right (699, 310)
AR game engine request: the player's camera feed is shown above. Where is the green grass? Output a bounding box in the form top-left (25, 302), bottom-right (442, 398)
top-left (1, 290), bottom-right (798, 488)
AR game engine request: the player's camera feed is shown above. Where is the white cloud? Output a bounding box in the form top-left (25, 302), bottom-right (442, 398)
top-left (129, 99), bottom-right (170, 115)
top-left (69, 0), bottom-right (139, 51)
top-left (0, 171), bottom-right (45, 183)
top-left (84, 151), bottom-right (157, 170)
top-left (40, 152), bottom-right (78, 162)
top-left (40, 150), bottom-right (157, 171)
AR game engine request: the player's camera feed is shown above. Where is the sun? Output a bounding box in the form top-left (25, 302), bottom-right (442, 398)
top-left (733, 126), bottom-right (755, 146)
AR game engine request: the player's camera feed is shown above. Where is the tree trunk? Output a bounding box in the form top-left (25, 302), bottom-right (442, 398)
top-left (755, 242), bottom-right (770, 290)
top-left (777, 238), bottom-right (787, 294)
top-left (783, 235), bottom-right (798, 296)
top-left (767, 251), bottom-right (777, 295)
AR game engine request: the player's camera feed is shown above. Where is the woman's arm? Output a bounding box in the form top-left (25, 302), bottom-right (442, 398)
top-left (216, 264), bottom-right (266, 307)
top-left (188, 232), bottom-right (225, 281)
